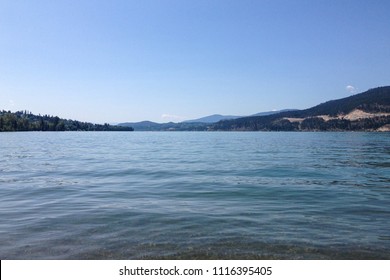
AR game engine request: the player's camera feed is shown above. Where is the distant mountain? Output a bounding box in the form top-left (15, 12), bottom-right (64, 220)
top-left (118, 121), bottom-right (208, 131)
top-left (119, 110), bottom-right (295, 131)
top-left (0, 110), bottom-right (134, 132)
top-left (119, 87), bottom-right (389, 131)
top-left (183, 110), bottom-right (296, 123)
top-left (211, 86), bottom-right (390, 131)
top-left (184, 114), bottom-right (242, 123)
top-left (119, 121), bottom-right (164, 131)
top-left (251, 109), bottom-right (297, 117)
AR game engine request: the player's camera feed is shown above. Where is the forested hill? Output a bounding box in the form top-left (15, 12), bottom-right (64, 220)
top-left (211, 86), bottom-right (390, 131)
top-left (285, 86), bottom-right (390, 117)
top-left (0, 111), bottom-right (133, 132)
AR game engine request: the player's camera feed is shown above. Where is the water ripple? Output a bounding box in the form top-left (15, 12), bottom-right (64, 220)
top-left (0, 132), bottom-right (389, 259)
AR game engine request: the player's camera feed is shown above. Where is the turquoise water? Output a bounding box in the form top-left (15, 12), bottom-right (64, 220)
top-left (0, 132), bottom-right (389, 259)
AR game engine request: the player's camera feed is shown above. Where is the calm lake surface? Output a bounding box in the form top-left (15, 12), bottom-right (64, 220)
top-left (1, 132), bottom-right (389, 259)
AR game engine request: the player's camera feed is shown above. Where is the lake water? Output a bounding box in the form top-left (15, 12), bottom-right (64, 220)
top-left (1, 132), bottom-right (389, 259)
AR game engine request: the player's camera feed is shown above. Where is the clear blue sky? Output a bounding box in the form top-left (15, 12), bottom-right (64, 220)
top-left (1, 0), bottom-right (389, 123)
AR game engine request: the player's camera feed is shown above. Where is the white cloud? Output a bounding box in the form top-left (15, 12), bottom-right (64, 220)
top-left (9, 100), bottom-right (15, 107)
top-left (346, 85), bottom-right (357, 94)
top-left (161, 113), bottom-right (186, 122)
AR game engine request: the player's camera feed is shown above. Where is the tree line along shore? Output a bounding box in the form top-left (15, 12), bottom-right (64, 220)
top-left (0, 110), bottom-right (133, 132)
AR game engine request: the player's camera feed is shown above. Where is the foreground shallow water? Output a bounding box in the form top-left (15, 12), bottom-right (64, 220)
top-left (1, 132), bottom-right (389, 259)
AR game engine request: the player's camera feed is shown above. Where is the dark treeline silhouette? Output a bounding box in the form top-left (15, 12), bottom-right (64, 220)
top-left (0, 110), bottom-right (133, 132)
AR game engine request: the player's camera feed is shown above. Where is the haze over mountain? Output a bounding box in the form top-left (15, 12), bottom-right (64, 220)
top-left (183, 109), bottom-right (296, 123)
top-left (183, 114), bottom-right (242, 123)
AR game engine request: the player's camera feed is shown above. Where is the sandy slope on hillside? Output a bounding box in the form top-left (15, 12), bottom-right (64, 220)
top-left (285, 109), bottom-right (390, 123)
top-left (342, 109), bottom-right (390, 121)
